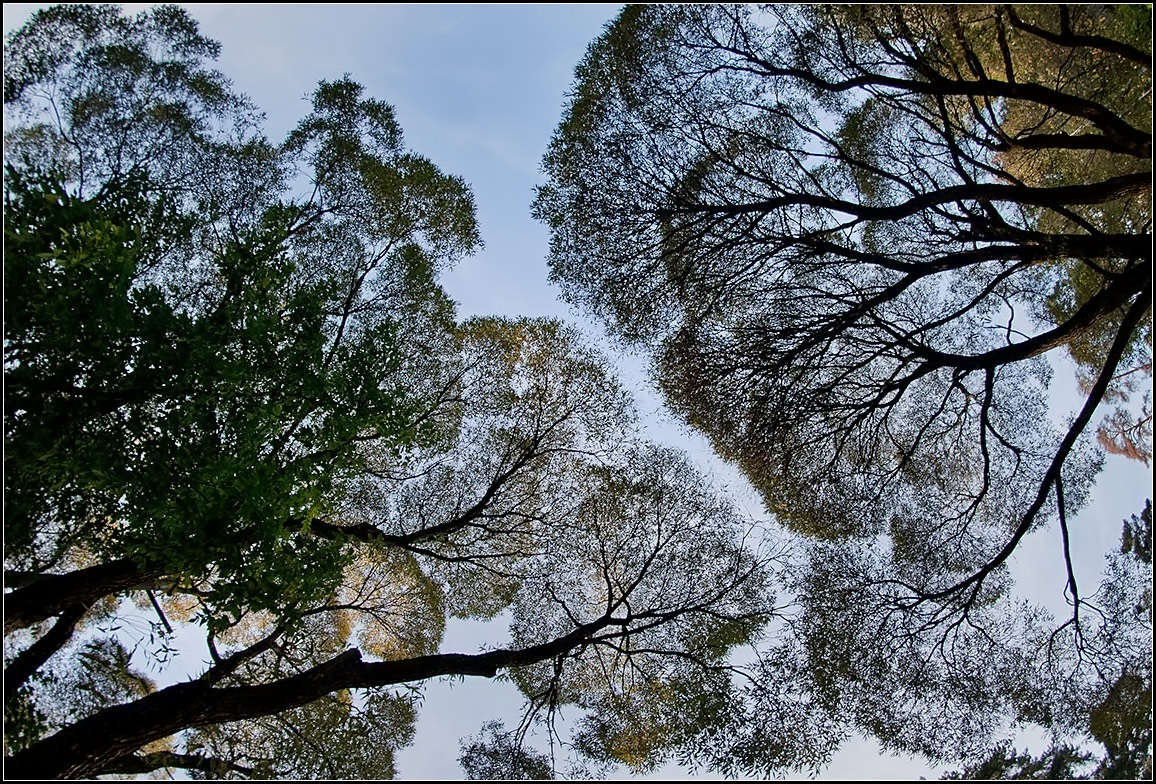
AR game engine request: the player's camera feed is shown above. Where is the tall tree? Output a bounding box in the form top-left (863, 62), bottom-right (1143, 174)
top-left (4, 6), bottom-right (772, 778)
top-left (535, 0), bottom-right (1151, 765)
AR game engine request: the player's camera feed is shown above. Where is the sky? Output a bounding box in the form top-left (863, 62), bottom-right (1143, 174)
top-left (3, 3), bottom-right (1151, 781)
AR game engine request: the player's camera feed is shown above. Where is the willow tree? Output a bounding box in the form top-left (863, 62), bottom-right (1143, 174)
top-left (4, 6), bottom-right (772, 778)
top-left (536, 2), bottom-right (1151, 765)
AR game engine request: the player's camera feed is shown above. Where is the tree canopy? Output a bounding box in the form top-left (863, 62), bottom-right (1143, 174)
top-left (536, 1), bottom-right (1151, 771)
top-left (3, 6), bottom-right (773, 778)
top-left (4, 4), bottom-right (1151, 779)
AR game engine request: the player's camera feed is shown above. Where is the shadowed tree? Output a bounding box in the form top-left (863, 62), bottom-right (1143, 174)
top-left (537, 1), bottom-right (1150, 562)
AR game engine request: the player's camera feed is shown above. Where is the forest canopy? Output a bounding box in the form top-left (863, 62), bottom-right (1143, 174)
top-left (3, 3), bottom-right (1153, 780)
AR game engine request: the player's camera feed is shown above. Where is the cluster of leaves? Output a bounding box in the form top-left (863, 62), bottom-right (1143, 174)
top-left (458, 720), bottom-right (554, 780)
top-left (4, 170), bottom-right (402, 625)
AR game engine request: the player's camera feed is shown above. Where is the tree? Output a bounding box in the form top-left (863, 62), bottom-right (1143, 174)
top-left (942, 501), bottom-right (1153, 780)
top-left (535, 0), bottom-right (1151, 765)
top-left (3, 6), bottom-right (773, 778)
top-left (458, 720), bottom-right (554, 780)
top-left (942, 741), bottom-right (1095, 780)
top-left (1085, 500), bottom-right (1154, 780)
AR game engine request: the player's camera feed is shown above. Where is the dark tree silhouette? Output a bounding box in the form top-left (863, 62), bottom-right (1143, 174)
top-left (537, 1), bottom-right (1150, 634)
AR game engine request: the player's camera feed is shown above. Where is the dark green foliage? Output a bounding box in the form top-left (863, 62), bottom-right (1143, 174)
top-left (3, 167), bottom-right (425, 626)
top-left (1089, 670), bottom-right (1153, 779)
top-left (3, 681), bottom-right (50, 756)
top-left (943, 741), bottom-right (1094, 779)
top-left (3, 0), bottom-right (487, 631)
top-left (4, 170), bottom-right (181, 563)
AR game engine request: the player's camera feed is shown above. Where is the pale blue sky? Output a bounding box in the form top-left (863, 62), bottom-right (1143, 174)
top-left (4, 4), bottom-right (1150, 780)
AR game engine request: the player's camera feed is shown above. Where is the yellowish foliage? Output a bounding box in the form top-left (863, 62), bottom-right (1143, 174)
top-left (217, 609), bottom-right (278, 648)
top-left (337, 546), bottom-right (445, 661)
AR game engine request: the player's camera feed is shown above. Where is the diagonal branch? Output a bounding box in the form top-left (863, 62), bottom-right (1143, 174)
top-left (5, 614), bottom-right (620, 779)
top-left (908, 285), bottom-right (1151, 606)
top-left (1004, 6), bottom-right (1152, 68)
top-left (4, 602), bottom-right (92, 701)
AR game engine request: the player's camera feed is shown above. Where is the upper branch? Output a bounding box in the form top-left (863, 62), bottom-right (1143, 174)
top-left (659, 172), bottom-right (1151, 222)
top-left (1004, 6), bottom-right (1152, 68)
top-left (729, 43), bottom-right (1150, 154)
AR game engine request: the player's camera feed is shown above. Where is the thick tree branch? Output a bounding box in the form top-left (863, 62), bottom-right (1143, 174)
top-left (5, 614), bottom-right (618, 779)
top-left (660, 172), bottom-right (1151, 222)
top-left (5, 518), bottom-right (295, 634)
top-left (3, 602), bottom-right (92, 701)
top-left (97, 751), bottom-right (256, 777)
top-left (733, 37), bottom-right (1151, 153)
top-left (910, 260), bottom-right (1150, 372)
top-left (202, 625), bottom-right (287, 686)
top-left (4, 558), bottom-right (164, 634)
top-left (794, 231), bottom-right (1151, 276)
